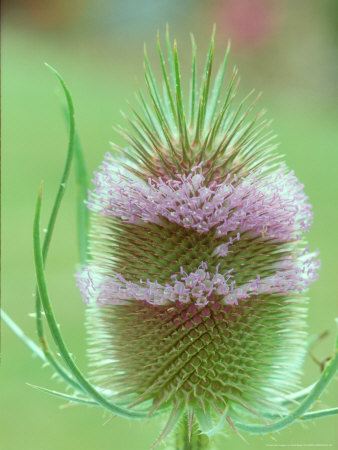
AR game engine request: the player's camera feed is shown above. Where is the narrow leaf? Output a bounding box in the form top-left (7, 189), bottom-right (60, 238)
top-left (1, 310), bottom-right (45, 361)
top-left (27, 383), bottom-right (97, 406)
top-left (33, 186), bottom-right (148, 419)
top-left (33, 64), bottom-right (85, 393)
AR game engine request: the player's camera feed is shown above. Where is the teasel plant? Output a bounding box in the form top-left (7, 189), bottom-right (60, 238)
top-left (2, 27), bottom-right (338, 449)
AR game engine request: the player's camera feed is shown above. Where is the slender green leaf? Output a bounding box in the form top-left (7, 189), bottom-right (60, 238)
top-left (42, 64), bottom-right (75, 262)
top-left (33, 186), bottom-right (148, 419)
top-left (1, 310), bottom-right (45, 361)
top-left (27, 383), bottom-right (97, 406)
top-left (34, 64), bottom-right (84, 393)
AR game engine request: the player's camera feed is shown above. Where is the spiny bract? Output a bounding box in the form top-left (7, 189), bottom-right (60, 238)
top-left (76, 30), bottom-right (320, 446)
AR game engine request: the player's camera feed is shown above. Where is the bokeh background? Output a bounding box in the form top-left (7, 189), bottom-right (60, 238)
top-left (1, 1), bottom-right (338, 449)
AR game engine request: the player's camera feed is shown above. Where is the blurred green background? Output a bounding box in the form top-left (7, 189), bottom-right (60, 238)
top-left (1, 0), bottom-right (338, 449)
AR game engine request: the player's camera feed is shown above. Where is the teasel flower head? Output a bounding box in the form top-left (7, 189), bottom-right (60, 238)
top-left (75, 29), bottom-right (321, 447)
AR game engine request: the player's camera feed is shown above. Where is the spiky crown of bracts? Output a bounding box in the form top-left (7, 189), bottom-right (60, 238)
top-left (76, 30), bottom-right (319, 446)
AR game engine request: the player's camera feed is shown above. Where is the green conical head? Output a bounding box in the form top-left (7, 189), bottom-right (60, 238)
top-left (76, 29), bottom-right (319, 443)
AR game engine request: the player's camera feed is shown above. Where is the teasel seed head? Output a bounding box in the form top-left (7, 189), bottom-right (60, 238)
top-left (75, 29), bottom-right (320, 445)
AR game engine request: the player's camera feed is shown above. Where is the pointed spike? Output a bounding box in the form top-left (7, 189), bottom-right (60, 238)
top-left (144, 70), bottom-right (172, 137)
top-left (151, 402), bottom-right (184, 449)
top-left (141, 78), bottom-right (182, 171)
top-left (165, 24), bottom-right (175, 87)
top-left (157, 31), bottom-right (178, 127)
top-left (136, 89), bottom-right (161, 137)
top-left (199, 68), bottom-right (238, 162)
top-left (195, 403), bottom-right (214, 433)
top-left (205, 405), bottom-right (229, 438)
top-left (226, 416), bottom-right (248, 443)
top-left (27, 383), bottom-right (96, 406)
top-left (127, 102), bottom-right (162, 146)
top-left (189, 33), bottom-right (197, 130)
top-left (206, 39), bottom-right (231, 126)
top-left (143, 53), bottom-right (171, 134)
top-left (188, 406), bottom-right (195, 441)
top-left (173, 40), bottom-right (189, 162)
top-left (195, 29), bottom-right (215, 142)
top-left (201, 28), bottom-right (215, 120)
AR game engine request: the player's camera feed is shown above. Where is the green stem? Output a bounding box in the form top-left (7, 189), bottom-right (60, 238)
top-left (174, 414), bottom-right (211, 450)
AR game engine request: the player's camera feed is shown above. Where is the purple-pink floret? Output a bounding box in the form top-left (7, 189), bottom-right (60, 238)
top-left (87, 153), bottom-right (312, 241)
top-left (76, 250), bottom-right (319, 307)
top-left (76, 152), bottom-right (320, 307)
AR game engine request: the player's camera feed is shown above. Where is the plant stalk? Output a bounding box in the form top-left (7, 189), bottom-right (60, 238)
top-left (174, 414), bottom-right (212, 450)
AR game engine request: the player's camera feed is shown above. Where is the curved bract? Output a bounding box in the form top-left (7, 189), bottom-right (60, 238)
top-left (1, 28), bottom-right (337, 450)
